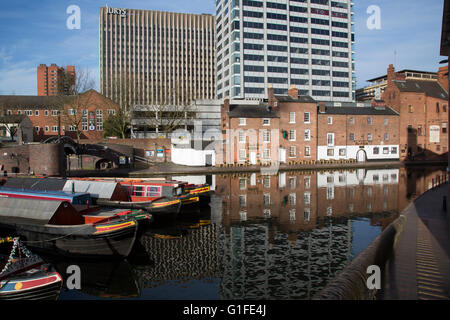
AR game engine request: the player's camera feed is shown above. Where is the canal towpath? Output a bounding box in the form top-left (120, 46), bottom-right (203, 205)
top-left (379, 182), bottom-right (450, 300)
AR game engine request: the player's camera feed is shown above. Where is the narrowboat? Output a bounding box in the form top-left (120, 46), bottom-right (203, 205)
top-left (0, 198), bottom-right (138, 258)
top-left (0, 237), bottom-right (63, 300)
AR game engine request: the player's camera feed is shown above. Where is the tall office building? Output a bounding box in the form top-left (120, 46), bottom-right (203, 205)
top-left (215, 0), bottom-right (355, 101)
top-left (37, 64), bottom-right (75, 96)
top-left (99, 7), bottom-right (216, 107)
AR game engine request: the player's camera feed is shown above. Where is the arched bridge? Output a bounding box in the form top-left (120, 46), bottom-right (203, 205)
top-left (43, 136), bottom-right (131, 168)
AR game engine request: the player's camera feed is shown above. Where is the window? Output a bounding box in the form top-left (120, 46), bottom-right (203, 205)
top-left (339, 148), bottom-right (346, 156)
top-left (34, 126), bottom-right (40, 133)
top-left (289, 130), bottom-right (296, 141)
top-left (263, 130), bottom-right (270, 142)
top-left (304, 112), bottom-right (310, 123)
top-left (239, 149), bottom-right (246, 161)
top-left (367, 133), bottom-right (372, 141)
top-left (418, 125), bottom-right (422, 136)
top-left (305, 146), bottom-right (311, 157)
top-left (69, 125), bottom-right (76, 132)
top-left (327, 133), bottom-right (334, 146)
top-left (51, 126), bottom-right (58, 132)
top-left (288, 193), bottom-right (296, 205)
top-left (327, 186), bottom-right (334, 200)
top-left (349, 117), bottom-right (354, 125)
top-left (367, 117), bottom-right (372, 125)
top-left (35, 110), bottom-right (39, 116)
top-left (51, 110), bottom-right (59, 116)
top-left (436, 102), bottom-right (440, 113)
top-left (442, 123), bottom-right (447, 133)
top-left (264, 209), bottom-right (271, 218)
top-left (263, 148), bottom-right (270, 159)
top-left (304, 176), bottom-right (311, 189)
top-left (289, 112), bottom-right (295, 123)
top-left (373, 147), bottom-right (379, 154)
top-left (263, 118), bottom-right (270, 126)
top-left (263, 176), bottom-right (271, 188)
top-left (239, 178), bottom-right (246, 190)
top-left (304, 192), bottom-right (311, 205)
top-left (304, 208), bottom-right (311, 222)
top-left (96, 110), bottom-right (103, 131)
top-left (349, 133), bottom-right (355, 141)
top-left (327, 148), bottom-right (334, 156)
top-left (391, 147), bottom-right (397, 154)
top-left (289, 177), bottom-right (297, 189)
top-left (384, 133), bottom-right (389, 141)
top-left (239, 195), bottom-right (246, 207)
top-left (239, 118), bottom-right (246, 126)
top-left (383, 147), bottom-right (389, 154)
top-left (384, 118), bottom-right (388, 126)
top-left (304, 129), bottom-right (310, 141)
top-left (264, 194), bottom-right (271, 206)
top-left (44, 126), bottom-right (49, 132)
top-left (289, 146), bottom-right (296, 157)
top-left (328, 117), bottom-right (333, 125)
top-left (44, 110), bottom-right (49, 116)
top-left (238, 131), bottom-right (245, 143)
top-left (107, 109), bottom-right (116, 116)
top-left (408, 105), bottom-right (413, 113)
top-left (68, 109), bottom-right (76, 115)
top-left (289, 209), bottom-right (296, 221)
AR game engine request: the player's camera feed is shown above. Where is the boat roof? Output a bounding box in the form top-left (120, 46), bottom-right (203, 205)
top-left (62, 180), bottom-right (121, 200)
top-left (3, 177), bottom-right (67, 191)
top-left (0, 198), bottom-right (82, 225)
top-left (0, 186), bottom-right (90, 199)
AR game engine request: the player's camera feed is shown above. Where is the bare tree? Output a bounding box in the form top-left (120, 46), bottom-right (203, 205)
top-left (56, 67), bottom-right (96, 142)
top-left (0, 96), bottom-right (20, 142)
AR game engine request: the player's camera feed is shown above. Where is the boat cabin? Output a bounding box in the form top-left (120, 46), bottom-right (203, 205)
top-left (0, 187), bottom-right (93, 205)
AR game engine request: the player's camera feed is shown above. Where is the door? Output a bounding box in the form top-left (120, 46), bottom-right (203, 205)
top-left (278, 148), bottom-right (286, 163)
top-left (356, 149), bottom-right (366, 162)
top-left (250, 152), bottom-right (257, 165)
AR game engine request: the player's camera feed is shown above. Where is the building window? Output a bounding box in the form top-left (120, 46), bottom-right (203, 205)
top-left (384, 118), bottom-right (388, 126)
top-left (7, 110), bottom-right (12, 115)
top-left (367, 133), bottom-right (372, 141)
top-left (349, 133), bottom-right (355, 141)
top-left (263, 148), bottom-right (271, 159)
top-left (107, 109), bottom-right (116, 116)
top-left (436, 102), bottom-right (440, 113)
top-left (35, 110), bottom-right (39, 116)
top-left (69, 125), bottom-right (76, 132)
top-left (305, 146), bottom-right (311, 157)
top-left (289, 130), bottom-right (296, 141)
top-left (239, 195), bottom-right (246, 207)
top-left (68, 109), bottom-right (76, 115)
top-left (264, 209), bottom-right (271, 218)
top-left (239, 178), bottom-right (246, 190)
top-left (288, 193), bottom-right (296, 205)
top-left (304, 176), bottom-right (311, 189)
top-left (327, 133), bottom-right (334, 146)
top-left (34, 126), bottom-right (40, 133)
top-left (44, 110), bottom-right (49, 116)
top-left (238, 131), bottom-right (245, 143)
top-left (239, 118), bottom-right (246, 126)
top-left (327, 186), bottom-right (334, 200)
top-left (367, 117), bottom-right (372, 125)
top-left (51, 126), bottom-right (58, 132)
top-left (304, 129), bottom-right (310, 141)
top-left (373, 147), bottom-right (379, 154)
top-left (327, 148), bottom-right (334, 156)
top-left (408, 105), bottom-right (413, 113)
top-left (263, 130), bottom-right (270, 142)
top-left (289, 209), bottom-right (296, 221)
top-left (339, 148), bottom-right (346, 156)
top-left (391, 147), bottom-right (397, 154)
top-left (289, 146), bottom-right (296, 157)
top-left (51, 110), bottom-right (59, 116)
top-left (349, 117), bottom-right (354, 125)
top-left (304, 208), bottom-right (310, 222)
top-left (418, 125), bottom-right (422, 136)
top-left (384, 133), bottom-right (389, 141)
top-left (239, 149), bottom-right (246, 161)
top-left (304, 112), bottom-right (310, 123)
top-left (96, 110), bottom-right (103, 131)
top-left (304, 192), bottom-right (311, 205)
top-left (45, 126), bottom-right (49, 132)
top-left (289, 112), bottom-right (295, 123)
top-left (383, 147), bottom-right (389, 154)
top-left (263, 118), bottom-right (270, 126)
top-left (442, 123), bottom-right (447, 133)
top-left (263, 176), bottom-right (271, 188)
top-left (328, 117), bottom-right (333, 125)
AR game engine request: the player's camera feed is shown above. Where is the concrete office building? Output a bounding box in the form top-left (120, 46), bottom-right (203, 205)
top-left (99, 6), bottom-right (216, 107)
top-left (215, 0), bottom-right (355, 101)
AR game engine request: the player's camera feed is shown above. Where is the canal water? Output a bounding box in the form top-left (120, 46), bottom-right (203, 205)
top-left (51, 166), bottom-right (445, 300)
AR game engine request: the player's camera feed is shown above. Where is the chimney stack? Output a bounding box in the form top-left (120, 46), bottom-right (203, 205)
top-left (288, 85), bottom-right (299, 99)
top-left (437, 65), bottom-right (449, 93)
top-left (318, 102), bottom-right (326, 113)
top-left (268, 84), bottom-right (278, 107)
top-left (387, 64), bottom-right (395, 87)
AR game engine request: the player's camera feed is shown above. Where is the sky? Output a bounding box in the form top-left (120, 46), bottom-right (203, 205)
top-left (0, 0), bottom-right (445, 95)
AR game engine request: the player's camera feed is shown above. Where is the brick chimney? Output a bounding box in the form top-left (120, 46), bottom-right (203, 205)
top-left (387, 64), bottom-right (395, 87)
top-left (437, 65), bottom-right (449, 93)
top-left (318, 102), bottom-right (326, 113)
top-left (268, 84), bottom-right (277, 107)
top-left (288, 85), bottom-right (299, 99)
top-left (223, 96), bottom-right (230, 113)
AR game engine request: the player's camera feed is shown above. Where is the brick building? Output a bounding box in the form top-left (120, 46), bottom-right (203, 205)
top-left (0, 89), bottom-right (119, 141)
top-left (317, 102), bottom-right (400, 161)
top-left (219, 85), bottom-right (317, 165)
top-left (382, 64), bottom-right (449, 160)
top-left (37, 64), bottom-right (75, 96)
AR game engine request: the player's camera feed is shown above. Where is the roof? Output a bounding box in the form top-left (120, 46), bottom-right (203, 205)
top-left (274, 95), bottom-right (316, 103)
top-left (0, 186), bottom-right (89, 199)
top-left (0, 198), bottom-right (68, 224)
top-left (367, 69), bottom-right (437, 82)
top-left (319, 106), bottom-right (399, 116)
top-left (62, 180), bottom-right (120, 200)
top-left (0, 114), bottom-right (29, 124)
top-left (228, 104), bottom-right (279, 118)
top-left (3, 177), bottom-right (67, 191)
top-left (393, 80), bottom-right (448, 99)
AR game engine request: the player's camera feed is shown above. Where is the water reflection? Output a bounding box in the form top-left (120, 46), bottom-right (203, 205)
top-left (54, 166), bottom-right (446, 300)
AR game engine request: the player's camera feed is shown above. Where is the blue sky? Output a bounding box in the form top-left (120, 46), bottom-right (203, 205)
top-left (0, 0), bottom-right (445, 95)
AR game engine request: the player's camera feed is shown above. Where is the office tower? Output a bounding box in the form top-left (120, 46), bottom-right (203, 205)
top-left (37, 64), bottom-right (75, 96)
top-left (99, 6), bottom-right (216, 107)
top-left (215, 0), bottom-right (355, 101)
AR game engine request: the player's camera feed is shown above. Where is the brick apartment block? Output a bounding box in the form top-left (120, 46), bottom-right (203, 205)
top-left (383, 64), bottom-right (449, 160)
top-left (0, 89), bottom-right (119, 141)
top-left (37, 64), bottom-right (75, 96)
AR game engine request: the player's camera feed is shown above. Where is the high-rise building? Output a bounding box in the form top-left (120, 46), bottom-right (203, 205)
top-left (37, 64), bottom-right (75, 96)
top-left (215, 0), bottom-right (355, 101)
top-left (99, 6), bottom-right (216, 107)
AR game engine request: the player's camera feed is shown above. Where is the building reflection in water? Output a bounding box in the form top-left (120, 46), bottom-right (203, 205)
top-left (214, 166), bottom-right (446, 299)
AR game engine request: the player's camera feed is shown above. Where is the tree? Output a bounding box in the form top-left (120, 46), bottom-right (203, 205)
top-left (0, 97), bottom-right (20, 142)
top-left (56, 67), bottom-right (96, 142)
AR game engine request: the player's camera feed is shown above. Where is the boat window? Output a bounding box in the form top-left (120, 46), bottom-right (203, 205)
top-left (133, 186), bottom-right (145, 197)
top-left (147, 186), bottom-right (161, 197)
top-left (173, 187), bottom-right (183, 196)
